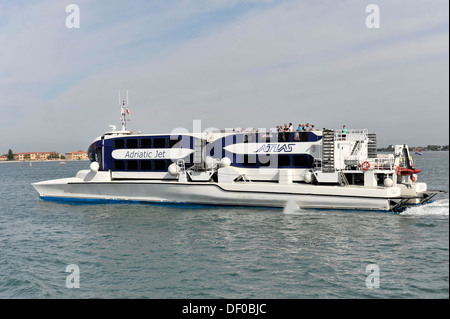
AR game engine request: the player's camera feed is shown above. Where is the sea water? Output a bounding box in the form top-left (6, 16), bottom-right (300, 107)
top-left (0, 152), bottom-right (448, 299)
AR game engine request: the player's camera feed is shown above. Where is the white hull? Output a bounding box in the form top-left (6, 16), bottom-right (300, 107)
top-left (32, 172), bottom-right (405, 212)
top-left (31, 122), bottom-right (443, 213)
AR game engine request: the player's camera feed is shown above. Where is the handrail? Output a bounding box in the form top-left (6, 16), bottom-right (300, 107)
top-left (352, 155), bottom-right (395, 171)
top-left (334, 129), bottom-right (368, 142)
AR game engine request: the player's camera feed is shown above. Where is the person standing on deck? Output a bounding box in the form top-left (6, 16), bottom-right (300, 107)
top-left (342, 125), bottom-right (347, 140)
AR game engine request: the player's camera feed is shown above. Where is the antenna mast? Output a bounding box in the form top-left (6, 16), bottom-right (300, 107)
top-left (119, 90), bottom-right (131, 131)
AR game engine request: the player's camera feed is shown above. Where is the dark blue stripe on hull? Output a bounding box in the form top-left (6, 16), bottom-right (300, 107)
top-left (39, 196), bottom-right (396, 213)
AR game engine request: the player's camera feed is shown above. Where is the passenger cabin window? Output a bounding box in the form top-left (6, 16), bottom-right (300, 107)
top-left (168, 136), bottom-right (181, 148)
top-left (87, 143), bottom-right (95, 162)
top-left (259, 133), bottom-right (272, 143)
top-left (243, 154), bottom-right (257, 167)
top-left (95, 147), bottom-right (102, 167)
top-left (140, 139), bottom-right (152, 148)
top-left (127, 160), bottom-right (138, 170)
top-left (114, 139), bottom-right (125, 149)
top-left (154, 160), bottom-right (167, 171)
top-left (258, 154), bottom-right (273, 167)
top-left (141, 160), bottom-right (152, 170)
top-left (278, 155), bottom-right (291, 167)
top-left (293, 155), bottom-right (309, 167)
top-left (243, 133), bottom-right (256, 143)
top-left (154, 138), bottom-right (166, 148)
top-left (127, 139), bottom-right (138, 149)
top-left (298, 132), bottom-right (308, 142)
top-left (113, 160), bottom-right (125, 170)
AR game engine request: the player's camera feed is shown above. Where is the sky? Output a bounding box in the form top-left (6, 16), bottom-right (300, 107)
top-left (0, 0), bottom-right (448, 154)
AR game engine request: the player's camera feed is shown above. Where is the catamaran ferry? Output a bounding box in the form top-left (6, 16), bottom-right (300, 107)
top-left (32, 96), bottom-right (443, 213)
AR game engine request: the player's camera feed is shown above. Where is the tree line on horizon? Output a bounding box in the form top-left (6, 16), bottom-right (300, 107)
top-left (2, 149), bottom-right (65, 161)
top-left (377, 145), bottom-right (449, 152)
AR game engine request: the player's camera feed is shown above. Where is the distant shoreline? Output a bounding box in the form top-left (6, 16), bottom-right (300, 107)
top-left (377, 148), bottom-right (449, 152)
top-left (0, 159), bottom-right (90, 163)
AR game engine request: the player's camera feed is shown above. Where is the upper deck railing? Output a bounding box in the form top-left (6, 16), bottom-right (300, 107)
top-left (238, 131), bottom-right (321, 143)
top-left (334, 129), bottom-right (368, 142)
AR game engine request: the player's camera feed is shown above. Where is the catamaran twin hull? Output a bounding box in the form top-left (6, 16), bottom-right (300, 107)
top-left (32, 98), bottom-right (444, 213)
top-left (32, 169), bottom-right (438, 213)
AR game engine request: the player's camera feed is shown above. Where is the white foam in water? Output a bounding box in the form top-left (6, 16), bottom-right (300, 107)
top-left (402, 199), bottom-right (449, 216)
top-left (282, 200), bottom-right (305, 215)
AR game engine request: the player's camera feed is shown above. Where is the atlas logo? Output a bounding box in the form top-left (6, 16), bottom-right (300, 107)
top-left (254, 143), bottom-right (295, 153)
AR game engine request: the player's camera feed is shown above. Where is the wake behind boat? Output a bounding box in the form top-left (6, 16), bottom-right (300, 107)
top-left (32, 95), bottom-right (444, 213)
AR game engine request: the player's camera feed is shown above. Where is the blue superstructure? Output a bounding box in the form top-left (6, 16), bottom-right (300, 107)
top-left (87, 131), bottom-right (322, 173)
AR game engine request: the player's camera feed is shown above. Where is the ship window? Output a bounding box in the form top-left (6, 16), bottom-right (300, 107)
top-left (113, 160), bottom-right (125, 170)
top-left (243, 133), bottom-right (256, 143)
top-left (285, 132), bottom-right (292, 142)
top-left (114, 139), bottom-right (124, 149)
top-left (127, 139), bottom-right (138, 149)
top-left (154, 138), bottom-right (166, 148)
top-left (277, 133), bottom-right (284, 142)
top-left (259, 133), bottom-right (272, 143)
top-left (299, 132), bottom-right (308, 142)
top-left (140, 139), bottom-right (152, 148)
top-left (244, 154), bottom-right (257, 167)
top-left (293, 155), bottom-right (309, 167)
top-left (154, 160), bottom-right (167, 171)
top-left (184, 154), bottom-right (194, 165)
top-left (127, 160), bottom-right (138, 170)
top-left (168, 136), bottom-right (181, 148)
top-left (258, 154), bottom-right (272, 167)
top-left (278, 155), bottom-right (291, 167)
top-left (277, 132), bottom-right (292, 142)
top-left (141, 160), bottom-right (152, 170)
top-left (95, 147), bottom-right (102, 168)
top-left (88, 143), bottom-right (95, 162)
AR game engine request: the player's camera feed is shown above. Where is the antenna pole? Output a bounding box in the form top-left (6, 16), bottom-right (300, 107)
top-left (119, 90), bottom-right (131, 131)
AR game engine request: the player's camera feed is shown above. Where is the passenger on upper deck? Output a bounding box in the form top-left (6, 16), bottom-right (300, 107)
top-left (342, 125), bottom-right (347, 140)
top-left (273, 122), bottom-right (317, 141)
top-left (283, 124), bottom-right (290, 141)
top-left (305, 123), bottom-right (312, 131)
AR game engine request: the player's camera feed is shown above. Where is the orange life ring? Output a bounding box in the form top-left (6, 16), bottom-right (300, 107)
top-left (411, 176), bottom-right (416, 182)
top-left (396, 165), bottom-right (401, 175)
top-left (362, 161), bottom-right (370, 171)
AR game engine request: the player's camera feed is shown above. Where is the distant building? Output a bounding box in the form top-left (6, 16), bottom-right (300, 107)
top-left (65, 151), bottom-right (88, 160)
top-left (14, 152), bottom-right (61, 161)
top-left (0, 156), bottom-right (7, 161)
